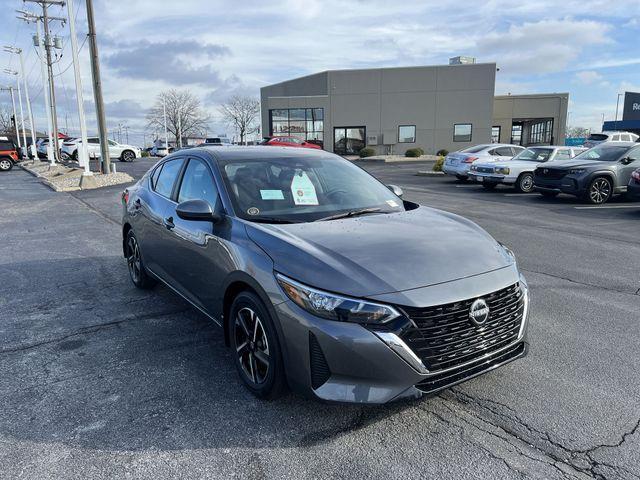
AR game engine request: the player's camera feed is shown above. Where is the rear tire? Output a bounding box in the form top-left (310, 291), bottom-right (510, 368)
top-left (515, 173), bottom-right (534, 193)
top-left (0, 158), bottom-right (13, 171)
top-left (482, 182), bottom-right (498, 190)
top-left (125, 230), bottom-right (156, 289)
top-left (230, 291), bottom-right (286, 400)
top-left (585, 177), bottom-right (612, 205)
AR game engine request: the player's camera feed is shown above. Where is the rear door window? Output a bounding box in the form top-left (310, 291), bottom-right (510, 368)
top-left (494, 147), bottom-right (514, 156)
top-left (154, 158), bottom-right (184, 199)
top-left (554, 149), bottom-right (572, 160)
top-left (0, 141), bottom-right (15, 150)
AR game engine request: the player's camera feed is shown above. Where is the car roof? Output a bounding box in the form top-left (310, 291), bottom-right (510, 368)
top-left (190, 145), bottom-right (336, 162)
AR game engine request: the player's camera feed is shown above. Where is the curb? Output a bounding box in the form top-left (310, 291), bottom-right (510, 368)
top-left (416, 171), bottom-right (445, 176)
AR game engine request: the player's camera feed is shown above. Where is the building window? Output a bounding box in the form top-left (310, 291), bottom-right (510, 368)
top-left (398, 125), bottom-right (416, 143)
top-left (511, 124), bottom-right (523, 145)
top-left (333, 127), bottom-right (366, 155)
top-left (491, 126), bottom-right (501, 143)
top-left (453, 123), bottom-right (472, 142)
top-left (529, 119), bottom-right (553, 145)
top-left (269, 108), bottom-right (324, 147)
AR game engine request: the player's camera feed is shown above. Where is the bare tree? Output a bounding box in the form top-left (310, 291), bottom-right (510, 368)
top-left (147, 89), bottom-right (210, 146)
top-left (218, 95), bottom-right (260, 145)
top-left (0, 105), bottom-right (13, 134)
top-left (566, 126), bottom-right (590, 138)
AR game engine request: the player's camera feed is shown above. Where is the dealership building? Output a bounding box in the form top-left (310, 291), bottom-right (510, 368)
top-left (260, 60), bottom-right (568, 155)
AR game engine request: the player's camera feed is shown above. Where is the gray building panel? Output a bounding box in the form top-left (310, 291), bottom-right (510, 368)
top-left (261, 63), bottom-right (567, 155)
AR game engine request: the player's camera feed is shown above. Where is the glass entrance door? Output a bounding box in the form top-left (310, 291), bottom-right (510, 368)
top-left (333, 127), bottom-right (366, 155)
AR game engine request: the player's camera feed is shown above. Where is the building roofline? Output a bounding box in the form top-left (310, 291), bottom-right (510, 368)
top-left (262, 62), bottom-right (498, 90)
top-left (495, 93), bottom-right (569, 99)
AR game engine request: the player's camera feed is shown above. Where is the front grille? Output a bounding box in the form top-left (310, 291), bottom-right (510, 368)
top-left (534, 168), bottom-right (565, 180)
top-left (400, 283), bottom-right (524, 372)
top-left (476, 166), bottom-right (494, 174)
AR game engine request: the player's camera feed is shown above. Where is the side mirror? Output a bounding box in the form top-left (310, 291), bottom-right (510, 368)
top-left (176, 199), bottom-right (221, 223)
top-left (621, 157), bottom-right (632, 165)
top-left (387, 184), bottom-right (403, 198)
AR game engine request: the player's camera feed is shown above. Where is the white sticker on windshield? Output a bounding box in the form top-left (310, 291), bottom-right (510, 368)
top-left (260, 189), bottom-right (285, 200)
top-left (291, 170), bottom-right (319, 206)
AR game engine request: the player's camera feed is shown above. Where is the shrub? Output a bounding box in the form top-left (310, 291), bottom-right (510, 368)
top-left (433, 155), bottom-right (445, 172)
top-left (405, 147), bottom-right (424, 157)
top-left (141, 150), bottom-right (150, 158)
top-left (359, 147), bottom-right (376, 158)
top-left (436, 149), bottom-right (449, 157)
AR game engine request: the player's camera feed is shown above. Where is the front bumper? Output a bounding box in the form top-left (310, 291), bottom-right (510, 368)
top-left (534, 176), bottom-right (585, 196)
top-left (274, 271), bottom-right (530, 404)
top-left (469, 172), bottom-right (515, 184)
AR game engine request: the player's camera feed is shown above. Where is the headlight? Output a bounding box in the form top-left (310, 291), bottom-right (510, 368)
top-left (470, 165), bottom-right (478, 171)
top-left (495, 167), bottom-right (510, 175)
top-left (498, 242), bottom-right (517, 265)
top-left (568, 168), bottom-right (585, 175)
top-left (276, 273), bottom-right (400, 324)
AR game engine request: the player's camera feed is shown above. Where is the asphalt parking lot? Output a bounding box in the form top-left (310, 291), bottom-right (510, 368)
top-left (1, 156), bottom-right (639, 479)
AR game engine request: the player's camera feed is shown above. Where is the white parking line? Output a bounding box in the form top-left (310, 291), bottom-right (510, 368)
top-left (574, 204), bottom-right (639, 210)
top-left (455, 185), bottom-right (480, 188)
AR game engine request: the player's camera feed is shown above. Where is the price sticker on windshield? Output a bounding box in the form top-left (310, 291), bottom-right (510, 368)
top-left (291, 171), bottom-right (319, 205)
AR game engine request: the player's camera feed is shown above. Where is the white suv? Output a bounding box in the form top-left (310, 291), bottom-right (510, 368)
top-left (61, 137), bottom-right (141, 162)
top-left (470, 146), bottom-right (586, 192)
top-left (584, 131), bottom-right (638, 148)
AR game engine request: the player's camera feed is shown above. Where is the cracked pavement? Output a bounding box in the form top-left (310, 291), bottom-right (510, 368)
top-left (1, 159), bottom-right (639, 479)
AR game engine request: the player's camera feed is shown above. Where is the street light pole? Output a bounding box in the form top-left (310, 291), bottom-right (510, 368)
top-left (614, 93), bottom-right (624, 131)
top-left (65, 0), bottom-right (92, 180)
top-left (6, 86), bottom-right (21, 151)
top-left (35, 19), bottom-right (55, 164)
top-left (5, 46), bottom-right (38, 158)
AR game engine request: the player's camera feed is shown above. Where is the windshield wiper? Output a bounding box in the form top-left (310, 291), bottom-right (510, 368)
top-left (315, 207), bottom-right (382, 222)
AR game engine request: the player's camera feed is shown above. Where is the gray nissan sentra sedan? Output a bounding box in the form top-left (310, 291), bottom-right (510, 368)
top-left (121, 146), bottom-right (530, 404)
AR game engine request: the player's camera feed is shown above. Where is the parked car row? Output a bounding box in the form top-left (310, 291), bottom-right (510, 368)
top-left (444, 141), bottom-right (640, 204)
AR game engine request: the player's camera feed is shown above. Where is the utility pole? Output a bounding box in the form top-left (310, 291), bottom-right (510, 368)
top-left (25, 0), bottom-right (64, 161)
top-left (4, 46), bottom-right (38, 158)
top-left (65, 0), bottom-right (93, 185)
top-left (85, 0), bottom-right (110, 173)
top-left (614, 93), bottom-right (624, 132)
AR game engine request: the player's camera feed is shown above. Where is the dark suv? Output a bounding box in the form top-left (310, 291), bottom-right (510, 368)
top-left (0, 139), bottom-right (19, 172)
top-left (533, 142), bottom-right (640, 204)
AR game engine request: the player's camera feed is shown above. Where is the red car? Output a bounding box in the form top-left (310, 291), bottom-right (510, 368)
top-left (261, 136), bottom-right (322, 149)
top-left (0, 139), bottom-right (19, 172)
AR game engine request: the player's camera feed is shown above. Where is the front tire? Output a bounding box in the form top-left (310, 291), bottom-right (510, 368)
top-left (585, 177), bottom-right (612, 205)
top-left (125, 230), bottom-right (156, 289)
top-left (455, 175), bottom-right (468, 182)
top-left (515, 173), bottom-right (534, 193)
top-left (120, 150), bottom-right (135, 162)
top-left (0, 158), bottom-right (13, 171)
top-left (230, 291), bottom-right (286, 400)
top-left (482, 182), bottom-right (498, 190)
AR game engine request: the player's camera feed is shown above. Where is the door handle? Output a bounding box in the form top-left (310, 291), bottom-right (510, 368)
top-left (163, 216), bottom-right (175, 230)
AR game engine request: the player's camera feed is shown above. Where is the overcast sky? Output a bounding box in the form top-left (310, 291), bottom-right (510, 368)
top-left (1, 0), bottom-right (639, 145)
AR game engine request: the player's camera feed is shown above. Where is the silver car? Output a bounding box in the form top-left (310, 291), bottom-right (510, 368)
top-left (443, 144), bottom-right (525, 180)
top-left (584, 131), bottom-right (639, 148)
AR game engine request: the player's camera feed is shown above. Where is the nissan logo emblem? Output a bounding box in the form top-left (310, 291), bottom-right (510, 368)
top-left (469, 298), bottom-right (490, 325)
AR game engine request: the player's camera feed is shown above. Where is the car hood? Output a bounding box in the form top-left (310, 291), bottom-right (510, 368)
top-left (244, 206), bottom-right (514, 297)
top-left (544, 159), bottom-right (603, 170)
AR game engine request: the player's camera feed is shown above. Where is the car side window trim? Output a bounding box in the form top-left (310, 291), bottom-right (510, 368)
top-left (175, 157), bottom-right (222, 209)
top-left (150, 156), bottom-right (186, 203)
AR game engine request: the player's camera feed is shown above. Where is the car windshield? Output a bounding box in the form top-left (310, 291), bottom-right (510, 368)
top-left (574, 145), bottom-right (630, 162)
top-left (514, 148), bottom-right (553, 162)
top-left (218, 155), bottom-right (406, 223)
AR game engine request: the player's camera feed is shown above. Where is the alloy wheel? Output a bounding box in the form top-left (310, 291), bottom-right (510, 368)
top-left (0, 159), bottom-right (11, 171)
top-left (123, 151), bottom-right (135, 162)
top-left (589, 178), bottom-right (611, 204)
top-left (235, 307), bottom-right (270, 385)
top-left (126, 235), bottom-right (142, 283)
top-left (520, 174), bottom-right (534, 193)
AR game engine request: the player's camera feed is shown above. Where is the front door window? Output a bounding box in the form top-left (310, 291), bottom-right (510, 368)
top-left (334, 127), bottom-right (366, 155)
